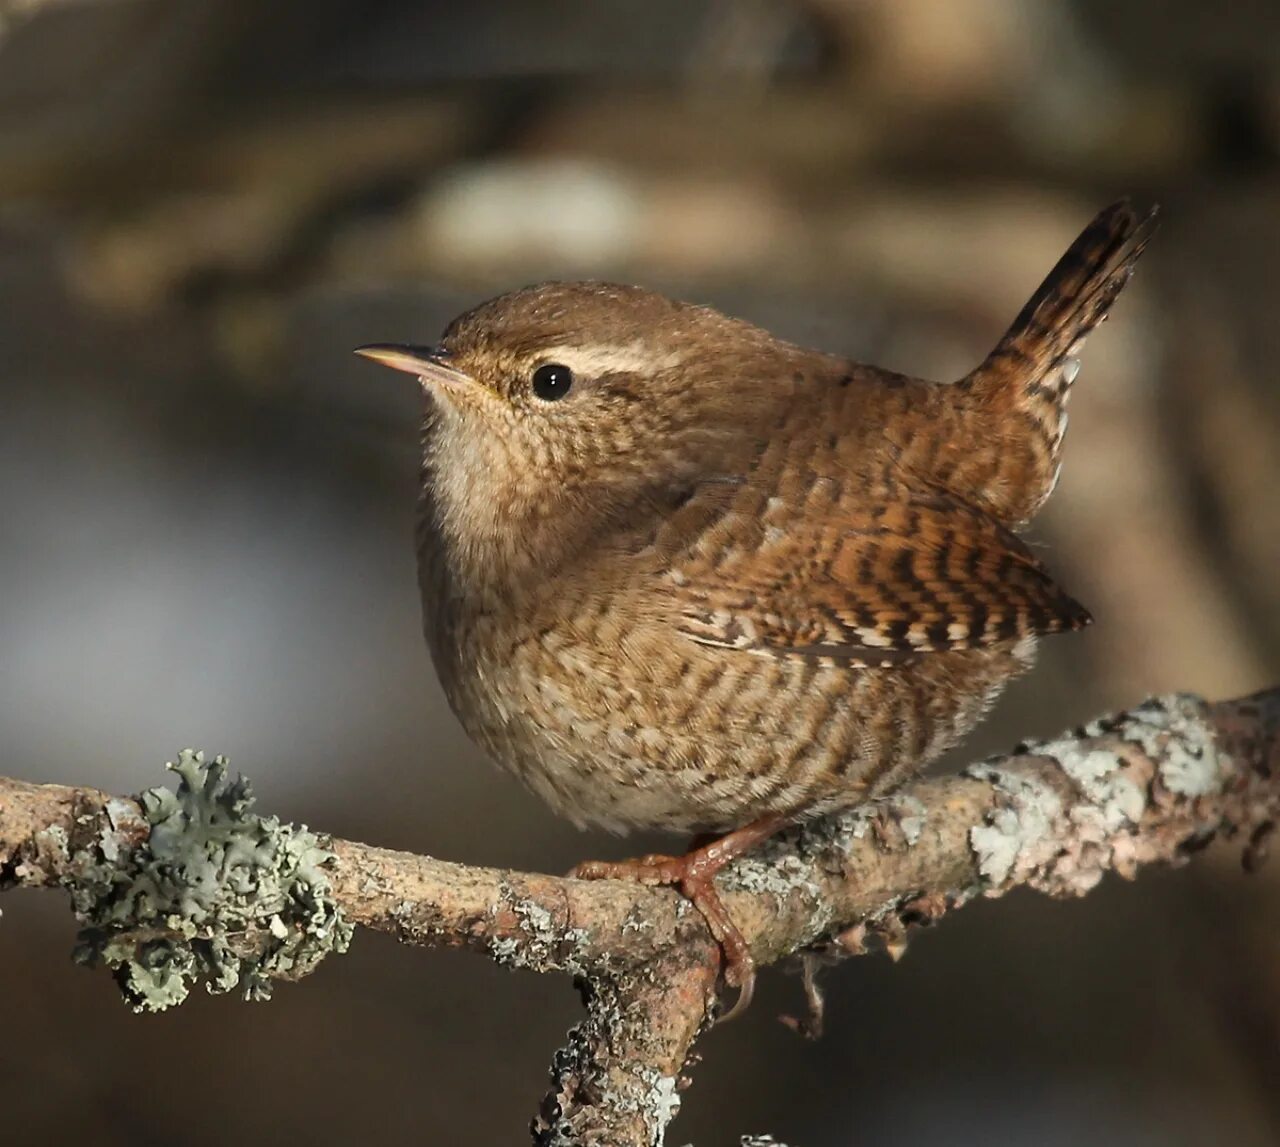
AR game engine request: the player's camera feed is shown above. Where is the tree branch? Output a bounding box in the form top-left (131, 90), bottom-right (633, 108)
top-left (2, 689), bottom-right (1278, 1145)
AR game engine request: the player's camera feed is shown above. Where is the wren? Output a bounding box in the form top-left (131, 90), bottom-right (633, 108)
top-left (356, 200), bottom-right (1157, 1015)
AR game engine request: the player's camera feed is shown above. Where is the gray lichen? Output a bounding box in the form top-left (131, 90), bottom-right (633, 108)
top-left (1136, 694), bottom-right (1222, 796)
top-left (805, 802), bottom-right (879, 853)
top-left (721, 790), bottom-right (936, 938)
top-left (965, 692), bottom-right (1224, 896)
top-left (488, 880), bottom-right (592, 973)
top-left (965, 762), bottom-right (1065, 887)
top-left (724, 835), bottom-right (836, 939)
top-left (891, 793), bottom-right (928, 846)
top-left (628, 1066), bottom-right (682, 1144)
top-left (728, 844), bottom-right (816, 898)
top-left (535, 966), bottom-right (701, 1147)
top-left (59, 749), bottom-right (352, 1012)
top-left (800, 790), bottom-right (927, 858)
top-left (650, 1073), bottom-right (682, 1129)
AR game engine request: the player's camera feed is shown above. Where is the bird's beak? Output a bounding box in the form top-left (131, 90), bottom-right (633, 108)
top-left (353, 344), bottom-right (473, 392)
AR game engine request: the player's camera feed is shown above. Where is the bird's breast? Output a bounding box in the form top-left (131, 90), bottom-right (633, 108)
top-left (416, 519), bottom-right (1038, 834)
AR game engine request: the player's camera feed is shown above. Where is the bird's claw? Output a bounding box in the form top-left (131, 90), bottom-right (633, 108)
top-left (569, 852), bottom-right (755, 1022)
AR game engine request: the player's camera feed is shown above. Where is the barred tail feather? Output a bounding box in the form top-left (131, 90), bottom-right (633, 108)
top-left (964, 198), bottom-right (1159, 517)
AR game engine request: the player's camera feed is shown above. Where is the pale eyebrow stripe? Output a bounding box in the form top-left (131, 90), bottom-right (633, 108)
top-left (537, 342), bottom-right (684, 376)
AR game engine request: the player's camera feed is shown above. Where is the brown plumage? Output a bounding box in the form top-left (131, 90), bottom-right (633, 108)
top-left (356, 199), bottom-right (1157, 1014)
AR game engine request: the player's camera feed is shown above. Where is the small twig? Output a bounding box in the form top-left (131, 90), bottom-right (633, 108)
top-left (778, 951), bottom-right (829, 1040)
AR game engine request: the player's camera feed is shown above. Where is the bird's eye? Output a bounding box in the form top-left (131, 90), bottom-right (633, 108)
top-left (531, 363), bottom-right (574, 401)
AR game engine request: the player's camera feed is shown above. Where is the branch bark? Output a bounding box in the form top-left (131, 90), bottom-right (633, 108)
top-left (2, 689), bottom-right (1278, 1145)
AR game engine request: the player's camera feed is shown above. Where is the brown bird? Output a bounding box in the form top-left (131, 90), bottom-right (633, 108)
top-left (356, 199), bottom-right (1157, 1016)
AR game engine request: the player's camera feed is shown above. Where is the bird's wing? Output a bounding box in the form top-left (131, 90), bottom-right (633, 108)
top-left (662, 484), bottom-right (1090, 666)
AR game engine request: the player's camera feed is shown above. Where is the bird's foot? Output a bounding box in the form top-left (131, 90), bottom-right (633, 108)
top-left (569, 814), bottom-right (788, 1022)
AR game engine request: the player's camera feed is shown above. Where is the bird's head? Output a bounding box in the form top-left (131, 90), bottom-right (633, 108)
top-left (356, 282), bottom-right (801, 555)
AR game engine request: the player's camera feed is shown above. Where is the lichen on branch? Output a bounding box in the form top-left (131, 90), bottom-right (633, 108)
top-left (42, 749), bottom-right (352, 1011)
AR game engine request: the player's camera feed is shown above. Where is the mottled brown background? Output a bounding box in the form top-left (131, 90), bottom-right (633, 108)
top-left (2, 2), bottom-right (1279, 1144)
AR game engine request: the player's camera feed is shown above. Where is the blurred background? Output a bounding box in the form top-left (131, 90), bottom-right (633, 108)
top-left (2, 1), bottom-right (1279, 1144)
